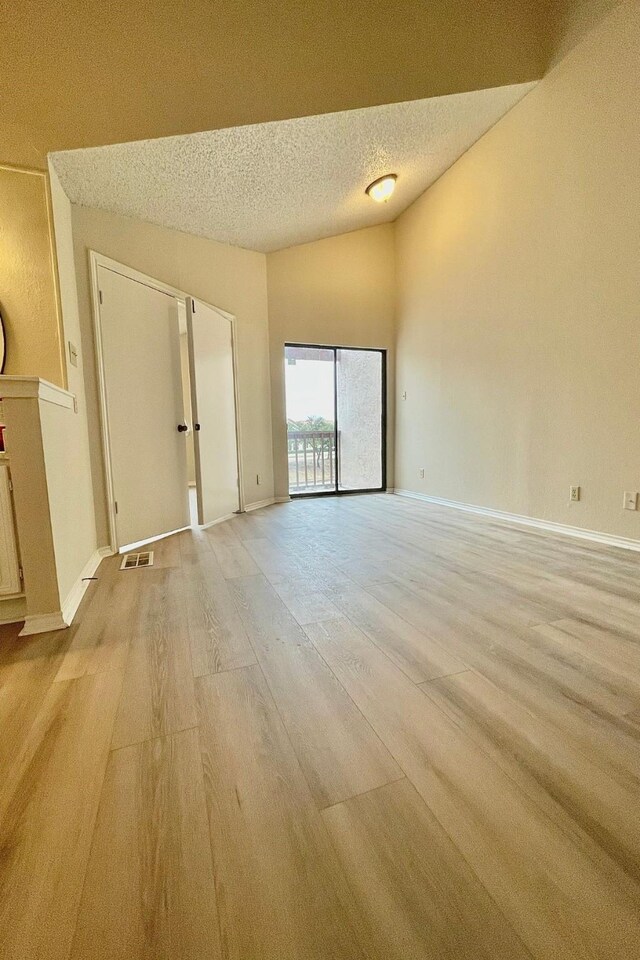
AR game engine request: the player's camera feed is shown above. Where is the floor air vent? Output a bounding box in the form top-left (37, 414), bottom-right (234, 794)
top-left (120, 550), bottom-right (154, 570)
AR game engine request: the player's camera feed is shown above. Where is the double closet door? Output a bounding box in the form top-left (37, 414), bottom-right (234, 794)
top-left (284, 344), bottom-right (386, 497)
top-left (97, 265), bottom-right (240, 550)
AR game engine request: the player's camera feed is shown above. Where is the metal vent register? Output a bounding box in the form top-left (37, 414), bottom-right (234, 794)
top-left (120, 551), bottom-right (154, 570)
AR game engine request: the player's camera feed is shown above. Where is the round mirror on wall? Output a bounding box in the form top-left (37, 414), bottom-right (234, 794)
top-left (0, 308), bottom-right (5, 373)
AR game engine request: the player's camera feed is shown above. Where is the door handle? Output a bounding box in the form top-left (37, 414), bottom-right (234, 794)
top-left (177, 423), bottom-right (188, 432)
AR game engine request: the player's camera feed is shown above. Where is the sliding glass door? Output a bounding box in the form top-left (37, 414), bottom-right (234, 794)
top-left (285, 344), bottom-right (386, 497)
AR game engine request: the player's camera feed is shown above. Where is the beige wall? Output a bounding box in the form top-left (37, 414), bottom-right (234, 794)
top-left (0, 167), bottom-right (65, 385)
top-left (542, 0), bottom-right (624, 64)
top-left (394, 0), bottom-right (640, 539)
top-left (70, 205), bottom-right (273, 545)
top-left (267, 225), bottom-right (396, 499)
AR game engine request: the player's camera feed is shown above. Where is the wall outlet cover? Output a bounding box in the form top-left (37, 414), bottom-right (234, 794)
top-left (623, 491), bottom-right (638, 511)
top-left (569, 485), bottom-right (580, 502)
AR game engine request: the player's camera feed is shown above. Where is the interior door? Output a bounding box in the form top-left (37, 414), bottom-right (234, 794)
top-left (98, 266), bottom-right (189, 547)
top-left (186, 297), bottom-right (240, 525)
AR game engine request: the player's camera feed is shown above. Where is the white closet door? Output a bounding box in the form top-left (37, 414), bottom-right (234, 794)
top-left (98, 266), bottom-right (189, 548)
top-left (186, 298), bottom-right (240, 525)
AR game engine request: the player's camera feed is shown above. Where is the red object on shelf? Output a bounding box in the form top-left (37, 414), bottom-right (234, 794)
top-left (0, 425), bottom-right (5, 452)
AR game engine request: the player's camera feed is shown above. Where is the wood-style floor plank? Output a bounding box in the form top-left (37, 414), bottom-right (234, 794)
top-left (205, 522), bottom-right (261, 578)
top-left (328, 582), bottom-right (466, 682)
top-left (423, 669), bottom-right (640, 885)
top-left (0, 625), bottom-right (70, 775)
top-left (275, 583), bottom-right (343, 625)
top-left (70, 728), bottom-right (221, 960)
top-left (111, 568), bottom-right (197, 749)
top-left (308, 616), bottom-right (640, 960)
top-left (531, 618), bottom-right (640, 694)
top-left (231, 575), bottom-right (401, 806)
top-left (55, 556), bottom-right (137, 682)
top-left (368, 578), bottom-right (640, 781)
top-left (0, 671), bottom-right (122, 960)
top-left (323, 778), bottom-right (533, 960)
top-left (196, 665), bottom-right (368, 960)
top-left (183, 555), bottom-right (256, 676)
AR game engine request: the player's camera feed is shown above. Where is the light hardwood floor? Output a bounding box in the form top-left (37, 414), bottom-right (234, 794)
top-left (1, 493), bottom-right (640, 960)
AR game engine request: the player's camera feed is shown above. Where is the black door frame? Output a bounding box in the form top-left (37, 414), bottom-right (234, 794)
top-left (284, 342), bottom-right (387, 498)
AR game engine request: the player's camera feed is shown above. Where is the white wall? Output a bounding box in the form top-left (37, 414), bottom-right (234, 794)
top-left (394, 0), bottom-right (640, 540)
top-left (70, 205), bottom-right (274, 545)
top-left (47, 166), bottom-right (99, 599)
top-left (267, 224), bottom-right (396, 499)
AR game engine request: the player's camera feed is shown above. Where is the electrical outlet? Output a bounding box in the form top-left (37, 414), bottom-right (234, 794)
top-left (419, 468), bottom-right (425, 479)
top-left (623, 491), bottom-right (638, 511)
top-left (569, 485), bottom-right (580, 502)
top-left (256, 473), bottom-right (261, 486)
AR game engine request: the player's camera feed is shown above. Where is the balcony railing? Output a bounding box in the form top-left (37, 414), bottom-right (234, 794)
top-left (287, 430), bottom-right (335, 493)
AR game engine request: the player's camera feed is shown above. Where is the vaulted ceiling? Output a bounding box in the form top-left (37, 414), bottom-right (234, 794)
top-left (51, 83), bottom-right (535, 252)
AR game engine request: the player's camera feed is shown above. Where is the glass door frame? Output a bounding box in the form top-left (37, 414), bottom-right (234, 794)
top-left (284, 342), bottom-right (387, 499)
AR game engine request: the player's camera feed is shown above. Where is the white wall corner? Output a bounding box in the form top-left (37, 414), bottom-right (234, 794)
top-left (60, 546), bottom-right (114, 627)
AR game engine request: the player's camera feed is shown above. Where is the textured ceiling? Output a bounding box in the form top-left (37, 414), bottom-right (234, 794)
top-left (52, 83), bottom-right (535, 253)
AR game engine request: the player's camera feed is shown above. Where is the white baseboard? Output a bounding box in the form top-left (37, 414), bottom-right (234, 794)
top-left (61, 546), bottom-right (114, 626)
top-left (244, 497), bottom-right (276, 512)
top-left (275, 496), bottom-right (291, 503)
top-left (18, 546), bottom-right (113, 637)
top-left (19, 611), bottom-right (67, 636)
top-left (200, 512), bottom-right (237, 529)
top-left (119, 527), bottom-right (190, 554)
top-left (393, 489), bottom-right (640, 553)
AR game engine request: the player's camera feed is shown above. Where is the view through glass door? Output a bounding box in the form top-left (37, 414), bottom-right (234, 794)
top-left (285, 344), bottom-right (385, 497)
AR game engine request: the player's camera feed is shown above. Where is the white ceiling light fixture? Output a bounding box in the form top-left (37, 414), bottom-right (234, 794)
top-left (365, 173), bottom-right (397, 203)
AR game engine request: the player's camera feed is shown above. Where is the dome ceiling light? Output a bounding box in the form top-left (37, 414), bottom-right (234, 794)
top-left (365, 173), bottom-right (397, 203)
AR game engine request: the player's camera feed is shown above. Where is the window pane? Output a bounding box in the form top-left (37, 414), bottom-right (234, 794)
top-left (285, 345), bottom-right (336, 495)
